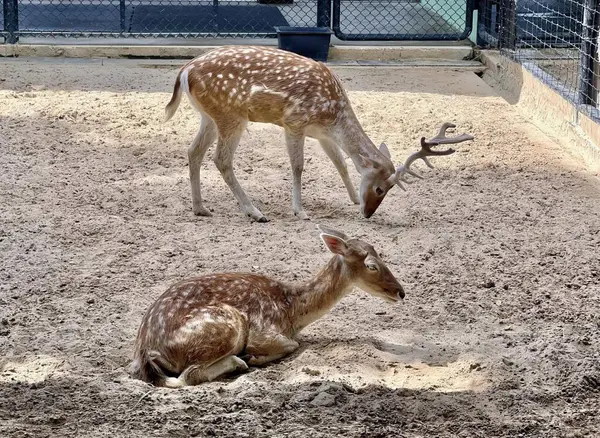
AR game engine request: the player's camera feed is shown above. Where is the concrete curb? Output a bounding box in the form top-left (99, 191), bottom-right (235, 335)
top-left (1, 43), bottom-right (473, 61)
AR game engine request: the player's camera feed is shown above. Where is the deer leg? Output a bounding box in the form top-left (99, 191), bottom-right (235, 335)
top-left (318, 139), bottom-right (359, 204)
top-left (214, 120), bottom-right (268, 223)
top-left (165, 356), bottom-right (249, 387)
top-left (244, 333), bottom-right (300, 366)
top-left (285, 130), bottom-right (309, 220)
top-left (160, 305), bottom-right (249, 388)
top-left (188, 115), bottom-right (218, 216)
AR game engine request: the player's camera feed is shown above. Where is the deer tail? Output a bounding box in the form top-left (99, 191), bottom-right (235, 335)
top-left (164, 67), bottom-right (187, 123)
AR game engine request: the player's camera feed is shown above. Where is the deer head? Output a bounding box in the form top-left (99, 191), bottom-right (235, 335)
top-left (358, 123), bottom-right (474, 218)
top-left (318, 224), bottom-right (405, 302)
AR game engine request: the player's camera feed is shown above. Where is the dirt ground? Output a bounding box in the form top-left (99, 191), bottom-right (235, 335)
top-left (1, 57), bottom-right (599, 437)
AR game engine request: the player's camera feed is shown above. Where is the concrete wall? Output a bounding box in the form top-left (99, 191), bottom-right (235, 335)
top-left (481, 51), bottom-right (600, 172)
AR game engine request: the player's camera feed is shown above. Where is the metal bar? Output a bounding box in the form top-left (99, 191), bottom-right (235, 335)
top-left (213, 0), bottom-right (219, 33)
top-left (476, 0), bottom-right (499, 47)
top-left (332, 0), bottom-right (475, 41)
top-left (10, 30), bottom-right (279, 39)
top-left (498, 0), bottom-right (516, 50)
top-left (3, 0), bottom-right (19, 44)
top-left (579, 0), bottom-right (599, 106)
top-left (316, 0), bottom-right (331, 28)
top-left (120, 0), bottom-right (126, 33)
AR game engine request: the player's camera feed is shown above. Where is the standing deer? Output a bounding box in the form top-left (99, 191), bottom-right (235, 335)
top-left (164, 45), bottom-right (473, 221)
top-left (131, 225), bottom-right (404, 387)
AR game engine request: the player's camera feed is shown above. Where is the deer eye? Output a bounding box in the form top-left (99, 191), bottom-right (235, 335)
top-left (366, 263), bottom-right (378, 271)
top-left (375, 187), bottom-right (384, 196)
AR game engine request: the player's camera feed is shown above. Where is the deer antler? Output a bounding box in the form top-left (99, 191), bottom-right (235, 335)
top-left (390, 123), bottom-right (474, 190)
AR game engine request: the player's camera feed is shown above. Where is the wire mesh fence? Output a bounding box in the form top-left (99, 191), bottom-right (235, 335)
top-left (0, 0), bottom-right (475, 41)
top-left (478, 0), bottom-right (600, 121)
top-left (332, 0), bottom-right (474, 41)
top-left (1, 0), bottom-right (320, 39)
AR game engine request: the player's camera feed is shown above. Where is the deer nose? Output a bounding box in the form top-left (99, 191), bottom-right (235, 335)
top-left (397, 286), bottom-right (405, 300)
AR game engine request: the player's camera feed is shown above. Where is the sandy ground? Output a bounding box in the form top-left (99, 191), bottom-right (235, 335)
top-left (0, 57), bottom-right (599, 437)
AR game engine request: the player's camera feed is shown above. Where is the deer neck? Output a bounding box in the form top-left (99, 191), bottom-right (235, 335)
top-left (287, 255), bottom-right (353, 334)
top-left (334, 110), bottom-right (392, 174)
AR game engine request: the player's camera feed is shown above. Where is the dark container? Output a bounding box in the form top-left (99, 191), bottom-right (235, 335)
top-left (275, 26), bottom-right (334, 62)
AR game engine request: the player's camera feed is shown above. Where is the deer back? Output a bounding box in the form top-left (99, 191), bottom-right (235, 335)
top-left (182, 46), bottom-right (350, 131)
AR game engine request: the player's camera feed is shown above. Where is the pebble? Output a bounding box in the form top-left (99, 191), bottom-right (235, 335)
top-left (310, 392), bottom-right (336, 407)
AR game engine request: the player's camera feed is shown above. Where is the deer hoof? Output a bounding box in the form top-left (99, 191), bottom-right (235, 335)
top-left (295, 211), bottom-right (310, 221)
top-left (193, 206), bottom-right (212, 217)
top-left (232, 356), bottom-right (249, 371)
top-left (246, 207), bottom-right (268, 223)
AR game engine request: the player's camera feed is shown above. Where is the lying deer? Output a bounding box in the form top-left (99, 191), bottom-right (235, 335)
top-left (131, 225), bottom-right (404, 387)
top-left (164, 45), bottom-right (474, 221)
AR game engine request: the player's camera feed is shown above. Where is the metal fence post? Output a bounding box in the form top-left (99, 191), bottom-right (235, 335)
top-left (578, 0), bottom-right (599, 107)
top-left (119, 0), bottom-right (126, 33)
top-left (498, 0), bottom-right (516, 51)
top-left (316, 0), bottom-right (331, 28)
top-left (3, 0), bottom-right (19, 44)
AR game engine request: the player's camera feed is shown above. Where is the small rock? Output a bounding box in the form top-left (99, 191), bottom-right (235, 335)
top-left (483, 280), bottom-right (495, 288)
top-left (310, 392), bottom-right (336, 407)
top-left (502, 358), bottom-right (514, 366)
top-left (302, 367), bottom-right (321, 376)
top-left (87, 298), bottom-right (95, 304)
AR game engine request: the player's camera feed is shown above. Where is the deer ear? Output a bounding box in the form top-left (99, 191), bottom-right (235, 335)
top-left (359, 154), bottom-right (378, 169)
top-left (379, 143), bottom-right (391, 159)
top-left (316, 224), bottom-right (349, 241)
top-left (320, 233), bottom-right (349, 256)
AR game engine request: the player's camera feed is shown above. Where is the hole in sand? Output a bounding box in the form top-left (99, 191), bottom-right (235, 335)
top-left (278, 335), bottom-right (491, 393)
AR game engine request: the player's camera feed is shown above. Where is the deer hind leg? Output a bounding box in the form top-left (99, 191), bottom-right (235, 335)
top-left (165, 355), bottom-right (248, 387)
top-left (163, 305), bottom-right (249, 388)
top-left (285, 130), bottom-right (309, 220)
top-left (318, 139), bottom-right (359, 204)
top-left (189, 115), bottom-right (218, 216)
top-left (213, 119), bottom-right (268, 223)
top-left (244, 332), bottom-right (299, 366)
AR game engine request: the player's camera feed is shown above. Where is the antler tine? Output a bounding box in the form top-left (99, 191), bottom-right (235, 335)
top-left (391, 122), bottom-right (474, 189)
top-left (424, 122), bottom-right (475, 146)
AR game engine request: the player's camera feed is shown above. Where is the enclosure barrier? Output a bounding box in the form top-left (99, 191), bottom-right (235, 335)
top-left (2, 1), bottom-right (599, 122)
top-left (478, 0), bottom-right (600, 122)
top-left (0, 0), bottom-right (473, 42)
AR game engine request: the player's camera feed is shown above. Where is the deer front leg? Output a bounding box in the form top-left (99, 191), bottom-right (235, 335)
top-left (319, 139), bottom-right (359, 204)
top-left (214, 120), bottom-right (268, 223)
top-left (285, 130), bottom-right (310, 220)
top-left (244, 333), bottom-right (299, 366)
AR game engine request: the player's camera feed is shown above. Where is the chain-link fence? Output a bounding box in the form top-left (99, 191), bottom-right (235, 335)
top-left (478, 0), bottom-right (599, 121)
top-left (332, 0), bottom-right (474, 41)
top-left (1, 0), bottom-right (475, 41)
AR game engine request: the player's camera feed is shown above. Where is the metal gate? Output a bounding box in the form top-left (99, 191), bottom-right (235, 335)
top-left (332, 0), bottom-right (475, 41)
